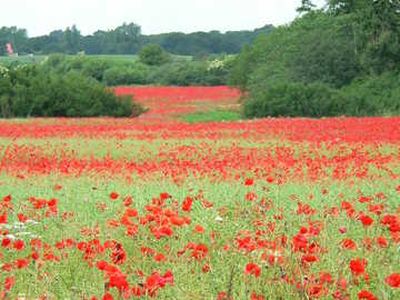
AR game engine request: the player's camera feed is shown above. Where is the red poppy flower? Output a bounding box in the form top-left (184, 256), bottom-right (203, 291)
top-left (14, 258), bottom-right (30, 269)
top-left (109, 192), bottom-right (119, 200)
top-left (251, 292), bottom-right (265, 300)
top-left (194, 225), bottom-right (205, 234)
top-left (245, 178), bottom-right (254, 186)
top-left (385, 273), bottom-right (400, 288)
top-left (342, 239), bottom-right (357, 250)
top-left (376, 236), bottom-right (388, 248)
top-left (13, 240), bottom-right (25, 251)
top-left (245, 263), bottom-right (261, 278)
top-left (109, 273), bottom-right (129, 291)
top-left (4, 276), bottom-right (15, 291)
top-left (358, 290), bottom-right (377, 300)
top-left (182, 197), bottom-right (193, 212)
top-left (102, 292), bottom-right (114, 300)
top-left (359, 215), bottom-right (374, 227)
top-left (349, 258), bottom-right (367, 276)
top-left (0, 212), bottom-right (7, 224)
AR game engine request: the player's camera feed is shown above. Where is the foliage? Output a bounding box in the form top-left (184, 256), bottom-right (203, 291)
top-left (138, 44), bottom-right (171, 66)
top-left (0, 23), bottom-right (274, 56)
top-left (243, 81), bottom-right (343, 118)
top-left (103, 64), bottom-right (150, 86)
top-left (37, 54), bottom-right (233, 87)
top-left (338, 71), bottom-right (400, 116)
top-left (0, 65), bottom-right (145, 118)
top-left (234, 0), bottom-right (400, 118)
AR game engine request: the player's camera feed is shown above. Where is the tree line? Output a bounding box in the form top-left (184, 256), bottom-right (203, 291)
top-left (232, 0), bottom-right (400, 117)
top-left (0, 23), bottom-right (274, 56)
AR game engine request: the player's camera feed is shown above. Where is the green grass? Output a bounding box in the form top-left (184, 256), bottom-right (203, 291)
top-left (181, 110), bottom-right (242, 123)
top-left (1, 173), bottom-right (399, 299)
top-left (0, 54), bottom-right (191, 66)
top-left (0, 55), bottom-right (47, 65)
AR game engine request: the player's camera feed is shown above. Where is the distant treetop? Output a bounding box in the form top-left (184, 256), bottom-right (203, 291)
top-left (0, 23), bottom-right (274, 56)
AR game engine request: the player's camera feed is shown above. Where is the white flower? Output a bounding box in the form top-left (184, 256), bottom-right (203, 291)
top-left (5, 234), bottom-right (16, 240)
top-left (215, 216), bottom-right (223, 222)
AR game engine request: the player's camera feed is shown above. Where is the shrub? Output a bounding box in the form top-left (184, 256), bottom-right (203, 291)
top-left (338, 71), bottom-right (400, 116)
top-left (139, 44), bottom-right (171, 66)
top-left (243, 82), bottom-right (343, 118)
top-left (0, 65), bottom-right (145, 118)
top-left (103, 64), bottom-right (150, 86)
top-left (243, 71), bottom-right (400, 118)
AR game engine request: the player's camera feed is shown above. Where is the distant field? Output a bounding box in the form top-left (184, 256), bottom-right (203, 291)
top-left (0, 54), bottom-right (191, 65)
top-left (0, 55), bottom-right (47, 64)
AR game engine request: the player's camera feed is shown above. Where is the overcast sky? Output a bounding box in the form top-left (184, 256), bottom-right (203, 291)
top-left (1, 0), bottom-right (326, 37)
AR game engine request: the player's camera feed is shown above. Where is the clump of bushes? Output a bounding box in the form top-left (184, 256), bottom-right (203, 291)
top-left (242, 71), bottom-right (400, 118)
top-left (40, 54), bottom-right (233, 87)
top-left (138, 44), bottom-right (171, 66)
top-left (243, 82), bottom-right (343, 118)
top-left (103, 64), bottom-right (150, 86)
top-left (0, 64), bottom-right (145, 118)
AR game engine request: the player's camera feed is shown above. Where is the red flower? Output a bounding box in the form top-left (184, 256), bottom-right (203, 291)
top-left (1, 238), bottom-right (11, 248)
top-left (0, 213), bottom-right (7, 224)
top-left (182, 197), bottom-right (193, 212)
top-left (13, 240), bottom-right (25, 251)
top-left (14, 258), bottom-right (29, 269)
top-left (17, 213), bottom-right (29, 223)
top-left (109, 273), bottom-right (129, 291)
top-left (160, 192), bottom-right (171, 200)
top-left (342, 239), bottom-right (357, 250)
top-left (376, 236), bottom-right (388, 248)
top-left (301, 254), bottom-right (319, 264)
top-left (358, 290), bottom-right (377, 300)
top-left (47, 198), bottom-right (58, 207)
top-left (102, 293), bottom-right (114, 300)
top-left (385, 273), bottom-right (400, 288)
top-left (251, 292), bottom-right (265, 300)
top-left (109, 192), bottom-right (119, 200)
top-left (349, 258), bottom-right (367, 276)
top-left (194, 225), bottom-right (205, 234)
top-left (3, 195), bottom-right (12, 202)
top-left (202, 264), bottom-right (211, 273)
top-left (4, 276), bottom-right (15, 291)
top-left (359, 215), bottom-right (374, 227)
top-left (245, 178), bottom-right (254, 186)
top-left (110, 243), bottom-right (126, 265)
top-left (245, 263), bottom-right (261, 278)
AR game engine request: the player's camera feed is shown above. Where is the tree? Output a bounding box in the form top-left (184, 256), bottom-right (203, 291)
top-left (232, 0), bottom-right (400, 118)
top-left (138, 44), bottom-right (171, 66)
top-left (64, 25), bottom-right (81, 54)
top-left (0, 27), bottom-right (29, 55)
top-left (297, 0), bottom-right (316, 13)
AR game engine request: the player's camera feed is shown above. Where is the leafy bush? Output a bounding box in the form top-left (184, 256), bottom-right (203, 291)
top-left (338, 71), bottom-right (400, 116)
top-left (104, 64), bottom-right (150, 86)
top-left (139, 44), bottom-right (171, 66)
top-left (40, 54), bottom-right (230, 87)
top-left (147, 58), bottom-right (233, 86)
top-left (234, 6), bottom-right (400, 118)
top-left (0, 65), bottom-right (145, 118)
top-left (243, 81), bottom-right (343, 118)
top-left (243, 72), bottom-right (400, 118)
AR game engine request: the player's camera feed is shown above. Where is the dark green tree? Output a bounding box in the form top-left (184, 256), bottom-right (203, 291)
top-left (64, 25), bottom-right (81, 54)
top-left (138, 44), bottom-right (171, 66)
top-left (297, 0), bottom-right (316, 13)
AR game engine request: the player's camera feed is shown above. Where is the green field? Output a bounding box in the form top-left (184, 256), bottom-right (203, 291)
top-left (0, 54), bottom-right (192, 66)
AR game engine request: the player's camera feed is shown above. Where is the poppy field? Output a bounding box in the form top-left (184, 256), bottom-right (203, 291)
top-left (0, 86), bottom-right (399, 300)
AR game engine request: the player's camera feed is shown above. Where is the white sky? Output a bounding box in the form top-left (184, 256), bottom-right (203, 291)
top-left (1, 0), bottom-right (326, 37)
